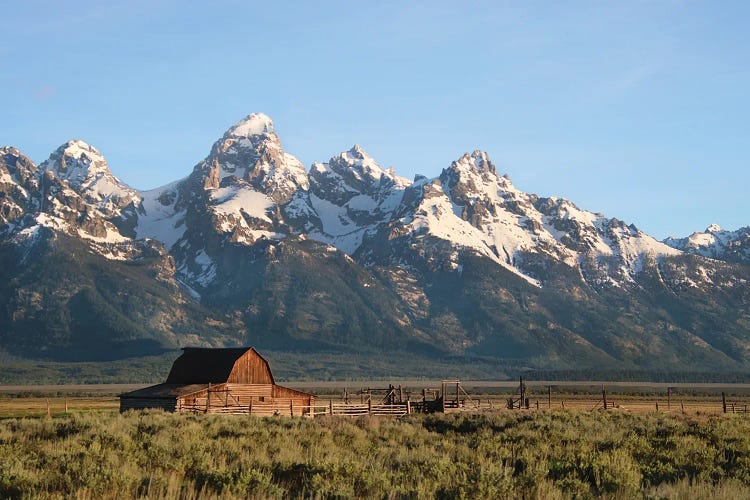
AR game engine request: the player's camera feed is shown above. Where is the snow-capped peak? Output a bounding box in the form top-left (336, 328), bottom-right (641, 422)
top-left (664, 224), bottom-right (750, 265)
top-left (227, 113), bottom-right (274, 138)
top-left (41, 140), bottom-right (111, 188)
top-left (345, 144), bottom-right (369, 161)
top-left (39, 140), bottom-right (139, 218)
top-left (333, 145), bottom-right (410, 187)
top-left (452, 150), bottom-right (497, 175)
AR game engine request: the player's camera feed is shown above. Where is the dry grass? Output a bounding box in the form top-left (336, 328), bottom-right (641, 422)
top-left (1, 410), bottom-right (750, 498)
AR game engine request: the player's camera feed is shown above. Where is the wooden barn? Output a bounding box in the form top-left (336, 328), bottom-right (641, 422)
top-left (119, 347), bottom-right (314, 416)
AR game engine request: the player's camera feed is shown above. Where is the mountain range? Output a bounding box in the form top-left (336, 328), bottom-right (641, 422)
top-left (2, 113), bottom-right (749, 375)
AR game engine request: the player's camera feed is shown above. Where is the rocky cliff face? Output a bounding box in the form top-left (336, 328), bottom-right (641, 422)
top-left (2, 113), bottom-right (750, 371)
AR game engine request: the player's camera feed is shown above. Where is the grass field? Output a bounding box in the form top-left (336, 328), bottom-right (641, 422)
top-left (2, 383), bottom-right (750, 498)
top-left (2, 409), bottom-right (750, 498)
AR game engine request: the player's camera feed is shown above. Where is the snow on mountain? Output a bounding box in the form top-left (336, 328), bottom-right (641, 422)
top-left (198, 113), bottom-right (309, 202)
top-left (0, 147), bottom-right (40, 225)
top-left (304, 145), bottom-right (410, 253)
top-left (133, 180), bottom-right (187, 251)
top-left (1, 113), bottom-right (722, 293)
top-left (366, 150), bottom-right (681, 286)
top-left (39, 140), bottom-right (140, 218)
top-left (665, 225), bottom-right (750, 265)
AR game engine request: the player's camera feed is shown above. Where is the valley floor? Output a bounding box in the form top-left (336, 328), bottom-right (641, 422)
top-left (2, 391), bottom-right (750, 498)
top-left (2, 381), bottom-right (749, 418)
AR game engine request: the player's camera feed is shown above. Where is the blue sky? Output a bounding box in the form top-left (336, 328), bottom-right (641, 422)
top-left (2, 1), bottom-right (748, 238)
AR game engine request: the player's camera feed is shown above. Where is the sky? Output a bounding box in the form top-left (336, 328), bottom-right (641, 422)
top-left (2, 0), bottom-right (749, 239)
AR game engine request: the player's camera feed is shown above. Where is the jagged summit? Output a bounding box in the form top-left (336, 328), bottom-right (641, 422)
top-left (664, 224), bottom-right (750, 265)
top-left (3, 113), bottom-right (750, 371)
top-left (41, 140), bottom-right (110, 187)
top-left (226, 112), bottom-right (275, 138)
top-left (451, 150), bottom-right (497, 175)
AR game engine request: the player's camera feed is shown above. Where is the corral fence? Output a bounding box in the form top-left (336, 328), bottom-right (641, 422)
top-left (181, 400), bottom-right (411, 418)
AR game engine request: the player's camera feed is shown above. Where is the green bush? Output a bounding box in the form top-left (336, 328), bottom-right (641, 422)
top-left (1, 410), bottom-right (750, 498)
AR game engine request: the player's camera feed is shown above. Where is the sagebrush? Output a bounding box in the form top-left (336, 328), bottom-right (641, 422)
top-left (1, 410), bottom-right (750, 498)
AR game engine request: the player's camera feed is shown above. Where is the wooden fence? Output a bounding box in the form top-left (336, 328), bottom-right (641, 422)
top-left (179, 400), bottom-right (411, 418)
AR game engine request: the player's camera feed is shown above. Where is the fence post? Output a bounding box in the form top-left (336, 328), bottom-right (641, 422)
top-left (441, 382), bottom-right (446, 412)
top-left (207, 382), bottom-right (212, 413)
top-left (602, 386), bottom-right (608, 410)
top-left (249, 399), bottom-right (253, 416)
top-left (548, 386), bottom-right (551, 410)
top-left (406, 400), bottom-right (411, 415)
top-left (290, 400), bottom-right (294, 417)
top-left (329, 400), bottom-right (333, 416)
top-left (368, 398), bottom-right (372, 416)
top-left (667, 387), bottom-right (671, 410)
top-left (722, 392), bottom-right (727, 413)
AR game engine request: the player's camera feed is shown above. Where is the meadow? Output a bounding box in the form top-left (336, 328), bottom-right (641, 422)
top-left (1, 409), bottom-right (750, 498)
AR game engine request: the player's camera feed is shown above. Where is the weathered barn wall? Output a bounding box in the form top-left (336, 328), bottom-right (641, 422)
top-left (227, 352), bottom-right (274, 384)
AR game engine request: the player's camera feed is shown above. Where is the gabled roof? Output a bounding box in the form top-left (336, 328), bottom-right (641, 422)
top-left (165, 347), bottom-right (273, 384)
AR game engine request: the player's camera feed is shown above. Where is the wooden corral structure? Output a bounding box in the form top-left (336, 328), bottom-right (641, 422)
top-left (119, 347), bottom-right (314, 416)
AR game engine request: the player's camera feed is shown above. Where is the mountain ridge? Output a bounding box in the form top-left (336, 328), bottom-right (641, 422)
top-left (2, 113), bottom-right (749, 374)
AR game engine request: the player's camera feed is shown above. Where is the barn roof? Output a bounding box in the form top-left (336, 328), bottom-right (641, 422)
top-left (165, 347), bottom-right (274, 384)
top-left (119, 383), bottom-right (209, 399)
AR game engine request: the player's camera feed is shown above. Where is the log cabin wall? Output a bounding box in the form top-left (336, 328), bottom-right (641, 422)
top-left (273, 384), bottom-right (315, 406)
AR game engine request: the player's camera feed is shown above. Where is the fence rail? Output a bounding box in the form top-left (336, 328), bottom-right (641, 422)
top-left (180, 401), bottom-right (411, 417)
